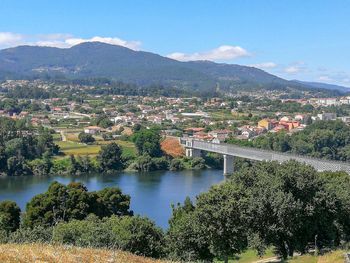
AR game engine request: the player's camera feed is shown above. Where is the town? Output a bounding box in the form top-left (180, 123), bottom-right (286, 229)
top-left (1, 80), bottom-right (350, 145)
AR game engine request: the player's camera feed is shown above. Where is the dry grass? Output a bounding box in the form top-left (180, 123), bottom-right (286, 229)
top-left (161, 137), bottom-right (184, 157)
top-left (317, 250), bottom-right (345, 263)
top-left (0, 243), bottom-right (174, 263)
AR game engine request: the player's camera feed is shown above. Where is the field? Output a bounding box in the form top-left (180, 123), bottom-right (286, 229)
top-left (0, 243), bottom-right (173, 263)
top-left (56, 140), bottom-right (137, 157)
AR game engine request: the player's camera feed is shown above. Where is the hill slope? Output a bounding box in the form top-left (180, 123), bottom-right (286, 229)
top-left (0, 42), bottom-right (347, 93)
top-left (0, 243), bottom-right (174, 263)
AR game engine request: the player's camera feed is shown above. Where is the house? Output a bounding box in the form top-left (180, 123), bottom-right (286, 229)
top-left (258, 119), bottom-right (278, 130)
top-left (208, 129), bottom-right (232, 141)
top-left (84, 126), bottom-right (102, 134)
top-left (192, 131), bottom-right (213, 140)
top-left (317, 113), bottom-right (337, 121)
top-left (278, 121), bottom-right (300, 131)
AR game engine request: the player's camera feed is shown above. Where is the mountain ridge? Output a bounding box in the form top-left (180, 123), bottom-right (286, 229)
top-left (0, 42), bottom-right (348, 94)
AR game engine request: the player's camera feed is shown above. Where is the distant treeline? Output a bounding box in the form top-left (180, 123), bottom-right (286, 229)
top-left (2, 78), bottom-right (219, 98)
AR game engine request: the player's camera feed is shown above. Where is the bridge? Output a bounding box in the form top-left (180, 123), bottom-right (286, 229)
top-left (180, 138), bottom-right (350, 175)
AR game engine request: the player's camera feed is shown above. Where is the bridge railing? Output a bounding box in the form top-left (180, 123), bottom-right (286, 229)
top-left (180, 138), bottom-right (350, 172)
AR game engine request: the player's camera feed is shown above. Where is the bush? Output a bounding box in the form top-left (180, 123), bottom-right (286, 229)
top-left (153, 157), bottom-right (169, 170)
top-left (169, 158), bottom-right (184, 171)
top-left (130, 154), bottom-right (155, 172)
top-left (52, 215), bottom-right (165, 258)
top-left (108, 215), bottom-right (165, 258)
top-left (53, 215), bottom-right (114, 248)
top-left (78, 132), bottom-right (95, 144)
top-left (190, 157), bottom-right (206, 169)
top-left (9, 226), bottom-right (53, 243)
top-left (0, 201), bottom-right (21, 233)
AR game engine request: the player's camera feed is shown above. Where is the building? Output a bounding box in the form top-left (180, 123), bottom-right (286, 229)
top-left (208, 129), bottom-right (232, 142)
top-left (258, 119), bottom-right (278, 130)
top-left (84, 126), bottom-right (102, 134)
top-left (317, 113), bottom-right (337, 121)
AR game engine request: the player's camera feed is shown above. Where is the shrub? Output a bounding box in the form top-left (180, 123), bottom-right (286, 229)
top-left (9, 226), bottom-right (53, 244)
top-left (169, 158), bottom-right (184, 171)
top-left (0, 201), bottom-right (21, 233)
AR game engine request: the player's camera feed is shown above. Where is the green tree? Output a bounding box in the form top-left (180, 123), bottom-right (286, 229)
top-left (78, 132), bottom-right (95, 144)
top-left (195, 182), bottom-right (248, 263)
top-left (0, 201), bottom-right (21, 233)
top-left (91, 187), bottom-right (132, 218)
top-left (97, 142), bottom-right (123, 171)
top-left (24, 182), bottom-right (90, 227)
top-left (132, 128), bottom-right (162, 157)
top-left (166, 197), bottom-right (212, 261)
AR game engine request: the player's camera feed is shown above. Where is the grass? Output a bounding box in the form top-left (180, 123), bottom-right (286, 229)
top-left (215, 249), bottom-right (346, 263)
top-left (210, 110), bottom-right (235, 120)
top-left (215, 248), bottom-right (274, 263)
top-left (56, 140), bottom-right (137, 158)
top-left (0, 243), bottom-right (173, 263)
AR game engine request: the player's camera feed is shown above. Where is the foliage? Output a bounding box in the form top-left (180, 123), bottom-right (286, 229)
top-left (0, 117), bottom-right (58, 176)
top-left (52, 215), bottom-right (164, 258)
top-left (23, 181), bottom-right (131, 228)
top-left (247, 120), bottom-right (350, 161)
top-left (132, 128), bottom-right (162, 157)
top-left (0, 201), bottom-right (21, 233)
top-left (166, 160), bottom-right (350, 261)
top-left (169, 158), bottom-right (184, 171)
top-left (78, 132), bottom-right (95, 144)
top-left (97, 142), bottom-right (123, 171)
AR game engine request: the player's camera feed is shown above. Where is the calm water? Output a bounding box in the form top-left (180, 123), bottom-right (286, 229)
top-left (0, 170), bottom-right (223, 228)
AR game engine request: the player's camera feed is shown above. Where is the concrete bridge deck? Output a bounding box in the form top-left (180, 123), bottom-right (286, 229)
top-left (180, 138), bottom-right (350, 174)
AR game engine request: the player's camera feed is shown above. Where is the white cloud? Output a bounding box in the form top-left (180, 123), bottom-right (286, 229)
top-left (249, 62), bottom-right (277, 69)
top-left (0, 32), bottom-right (141, 50)
top-left (0, 32), bottom-right (23, 46)
top-left (283, 62), bottom-right (307, 74)
top-left (284, 66), bottom-right (301, 74)
top-left (167, 45), bottom-right (250, 62)
top-left (318, 75), bottom-right (333, 82)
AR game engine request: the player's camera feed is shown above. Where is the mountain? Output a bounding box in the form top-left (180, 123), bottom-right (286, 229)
top-left (293, 80), bottom-right (350, 93)
top-left (0, 42), bottom-right (345, 94)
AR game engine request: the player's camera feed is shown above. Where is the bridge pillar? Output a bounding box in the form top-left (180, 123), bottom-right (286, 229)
top-left (185, 148), bottom-right (201, 158)
top-left (223, 154), bottom-right (234, 176)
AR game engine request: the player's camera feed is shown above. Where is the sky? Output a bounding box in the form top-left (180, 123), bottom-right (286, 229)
top-left (0, 0), bottom-right (349, 86)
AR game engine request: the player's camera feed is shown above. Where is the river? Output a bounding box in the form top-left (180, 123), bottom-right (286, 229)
top-left (0, 169), bottom-right (223, 229)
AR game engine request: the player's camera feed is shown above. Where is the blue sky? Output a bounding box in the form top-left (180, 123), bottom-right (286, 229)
top-left (0, 0), bottom-right (349, 86)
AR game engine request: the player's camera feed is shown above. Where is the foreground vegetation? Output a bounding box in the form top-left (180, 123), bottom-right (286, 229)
top-left (0, 243), bottom-right (173, 263)
top-left (1, 160), bottom-right (350, 262)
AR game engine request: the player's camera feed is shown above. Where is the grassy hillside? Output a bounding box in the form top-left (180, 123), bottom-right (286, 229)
top-left (0, 243), bottom-right (174, 263)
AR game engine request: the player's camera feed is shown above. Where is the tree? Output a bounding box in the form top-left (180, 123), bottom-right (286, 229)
top-left (97, 143), bottom-right (123, 171)
top-left (169, 158), bottom-right (184, 171)
top-left (7, 155), bottom-right (31, 176)
top-left (91, 187), bottom-right (132, 218)
top-left (0, 201), bottom-right (21, 233)
top-left (78, 132), bottom-right (95, 144)
top-left (232, 160), bottom-right (337, 259)
top-left (24, 182), bottom-right (89, 227)
top-left (132, 128), bottom-right (162, 157)
top-left (195, 182), bottom-right (248, 263)
top-left (166, 197), bottom-right (213, 261)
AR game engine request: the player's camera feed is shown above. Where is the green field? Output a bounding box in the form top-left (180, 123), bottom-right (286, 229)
top-left (56, 140), bottom-right (137, 157)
